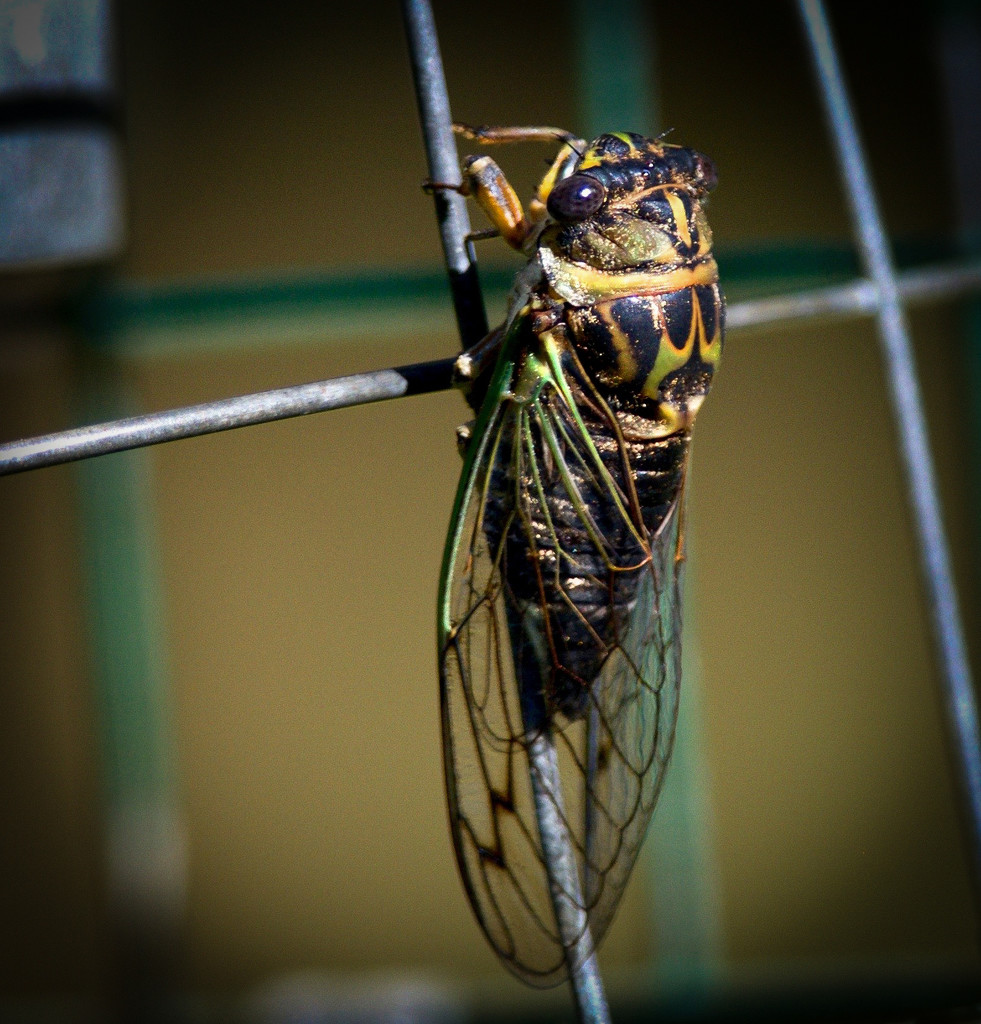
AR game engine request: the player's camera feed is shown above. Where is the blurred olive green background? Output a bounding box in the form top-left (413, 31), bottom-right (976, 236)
top-left (1, 0), bottom-right (980, 1019)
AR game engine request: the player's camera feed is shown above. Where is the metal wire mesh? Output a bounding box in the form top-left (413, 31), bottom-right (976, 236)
top-left (2, 2), bottom-right (980, 1021)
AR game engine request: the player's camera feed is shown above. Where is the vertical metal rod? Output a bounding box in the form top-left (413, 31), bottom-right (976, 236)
top-left (798, 0), bottom-right (981, 891)
top-left (401, 3), bottom-right (611, 1019)
top-left (400, 0), bottom-right (488, 351)
top-left (528, 732), bottom-right (611, 1024)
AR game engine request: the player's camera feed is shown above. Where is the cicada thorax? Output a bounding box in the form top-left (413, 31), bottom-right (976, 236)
top-left (565, 282), bottom-right (724, 436)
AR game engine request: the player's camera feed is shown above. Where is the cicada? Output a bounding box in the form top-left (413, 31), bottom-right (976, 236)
top-left (436, 125), bottom-right (723, 986)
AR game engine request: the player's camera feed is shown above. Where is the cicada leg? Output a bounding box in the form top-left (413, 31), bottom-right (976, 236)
top-left (452, 123), bottom-right (580, 147)
top-left (450, 124), bottom-right (586, 251)
top-left (458, 154), bottom-right (530, 249)
top-left (422, 168), bottom-right (527, 249)
top-left (419, 176), bottom-right (504, 251)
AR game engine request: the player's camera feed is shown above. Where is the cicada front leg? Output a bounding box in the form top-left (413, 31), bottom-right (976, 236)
top-left (456, 153), bottom-right (531, 250)
top-left (430, 125), bottom-right (588, 445)
top-left (452, 124), bottom-right (585, 251)
top-left (452, 123), bottom-right (579, 146)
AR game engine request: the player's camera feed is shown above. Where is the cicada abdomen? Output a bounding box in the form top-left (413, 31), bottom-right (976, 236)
top-left (438, 128), bottom-right (723, 986)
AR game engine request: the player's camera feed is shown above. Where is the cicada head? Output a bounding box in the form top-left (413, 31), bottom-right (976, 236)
top-left (539, 132), bottom-right (718, 279)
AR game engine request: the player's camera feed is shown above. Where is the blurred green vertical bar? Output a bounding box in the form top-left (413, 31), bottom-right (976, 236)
top-left (572, 0), bottom-right (656, 138)
top-left (74, 359), bottom-right (187, 1019)
top-left (571, 0), bottom-right (725, 1004)
top-left (74, 377), bottom-right (170, 808)
top-left (649, 515), bottom-right (725, 1004)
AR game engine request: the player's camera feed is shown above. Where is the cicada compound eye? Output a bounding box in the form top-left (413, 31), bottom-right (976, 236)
top-left (546, 173), bottom-right (607, 223)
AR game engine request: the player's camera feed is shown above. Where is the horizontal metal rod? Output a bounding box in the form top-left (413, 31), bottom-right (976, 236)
top-left (2, 259), bottom-right (979, 477)
top-left (725, 258), bottom-right (981, 329)
top-left (0, 357), bottom-right (455, 475)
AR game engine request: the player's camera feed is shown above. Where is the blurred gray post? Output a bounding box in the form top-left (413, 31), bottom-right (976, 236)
top-left (1, 3), bottom-right (186, 1019)
top-left (0, 0), bottom-right (124, 268)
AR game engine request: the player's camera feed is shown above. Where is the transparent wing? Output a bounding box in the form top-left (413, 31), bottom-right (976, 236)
top-left (438, 363), bottom-right (684, 987)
